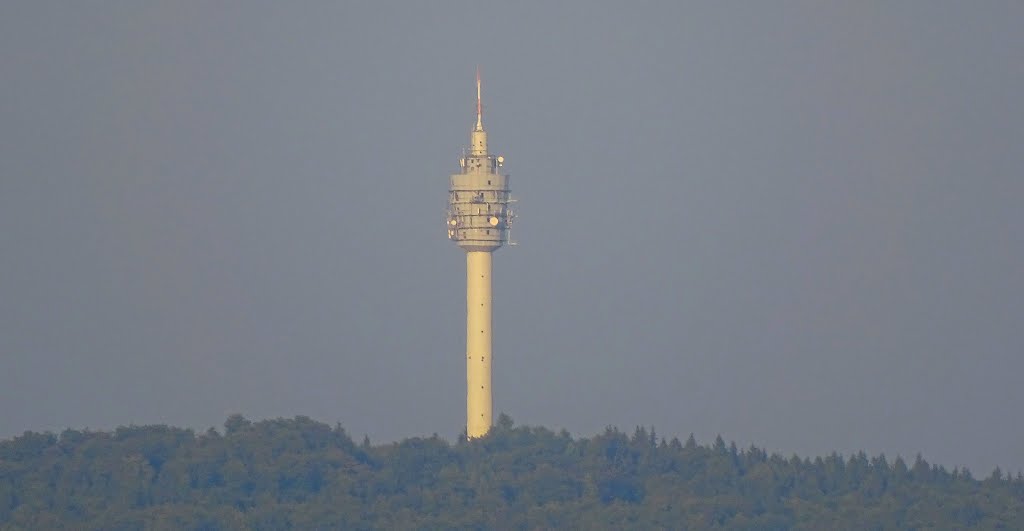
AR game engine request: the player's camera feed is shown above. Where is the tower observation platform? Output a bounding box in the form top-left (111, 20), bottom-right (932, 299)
top-left (446, 77), bottom-right (514, 251)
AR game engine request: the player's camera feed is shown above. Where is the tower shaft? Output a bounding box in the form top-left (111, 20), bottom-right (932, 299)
top-left (465, 251), bottom-right (493, 438)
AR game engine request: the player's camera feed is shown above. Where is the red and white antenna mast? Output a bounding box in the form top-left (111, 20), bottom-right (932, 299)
top-left (475, 66), bottom-right (484, 131)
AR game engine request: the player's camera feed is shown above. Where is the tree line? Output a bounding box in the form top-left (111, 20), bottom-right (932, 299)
top-left (1, 414), bottom-right (1022, 529)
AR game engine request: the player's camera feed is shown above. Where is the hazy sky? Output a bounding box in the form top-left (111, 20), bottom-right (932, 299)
top-left (2, 2), bottom-right (1022, 474)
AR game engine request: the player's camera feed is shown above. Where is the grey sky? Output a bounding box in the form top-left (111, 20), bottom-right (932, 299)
top-left (1, 2), bottom-right (1022, 474)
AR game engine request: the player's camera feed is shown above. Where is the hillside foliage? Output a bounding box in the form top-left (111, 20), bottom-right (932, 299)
top-left (1, 415), bottom-right (1022, 529)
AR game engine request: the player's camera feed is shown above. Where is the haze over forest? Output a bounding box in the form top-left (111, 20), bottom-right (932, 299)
top-left (2, 2), bottom-right (1023, 478)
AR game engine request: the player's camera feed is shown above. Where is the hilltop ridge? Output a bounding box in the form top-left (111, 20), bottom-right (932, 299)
top-left (2, 415), bottom-right (1021, 529)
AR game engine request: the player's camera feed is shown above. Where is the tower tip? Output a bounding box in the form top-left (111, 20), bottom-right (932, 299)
top-left (475, 66), bottom-right (483, 131)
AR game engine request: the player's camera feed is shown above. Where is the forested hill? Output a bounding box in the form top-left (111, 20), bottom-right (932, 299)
top-left (1, 415), bottom-right (1021, 530)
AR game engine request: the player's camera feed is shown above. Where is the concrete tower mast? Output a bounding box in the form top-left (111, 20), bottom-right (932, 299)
top-left (446, 68), bottom-right (515, 438)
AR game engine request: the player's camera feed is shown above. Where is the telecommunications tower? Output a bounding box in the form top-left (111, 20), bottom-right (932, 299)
top-left (445, 69), bottom-right (515, 438)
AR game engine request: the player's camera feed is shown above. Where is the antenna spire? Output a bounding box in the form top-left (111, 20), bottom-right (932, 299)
top-left (475, 66), bottom-right (483, 131)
